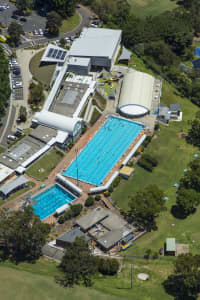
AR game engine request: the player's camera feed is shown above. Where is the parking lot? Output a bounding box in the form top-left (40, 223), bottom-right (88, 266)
top-left (0, 0), bottom-right (46, 36)
top-left (9, 58), bottom-right (23, 101)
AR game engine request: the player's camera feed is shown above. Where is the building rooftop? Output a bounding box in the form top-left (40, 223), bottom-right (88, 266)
top-left (166, 238), bottom-right (176, 252)
top-left (119, 46), bottom-right (131, 61)
top-left (0, 163), bottom-right (14, 183)
top-left (41, 44), bottom-right (67, 63)
top-left (56, 228), bottom-right (91, 244)
top-left (68, 57), bottom-right (91, 67)
top-left (119, 166), bottom-right (134, 177)
top-left (29, 126), bottom-right (57, 144)
top-left (0, 135), bottom-right (45, 169)
top-left (33, 111), bottom-right (82, 136)
top-left (49, 79), bottom-right (89, 118)
top-left (0, 175), bottom-right (28, 196)
top-left (97, 228), bottom-right (124, 250)
top-left (170, 104), bottom-right (181, 112)
top-left (76, 207), bottom-right (109, 231)
top-left (70, 27), bottom-right (122, 59)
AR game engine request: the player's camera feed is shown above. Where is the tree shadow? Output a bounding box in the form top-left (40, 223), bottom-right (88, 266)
top-left (171, 205), bottom-right (187, 219)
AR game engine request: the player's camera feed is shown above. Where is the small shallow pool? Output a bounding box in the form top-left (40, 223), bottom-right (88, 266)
top-left (31, 184), bottom-right (75, 220)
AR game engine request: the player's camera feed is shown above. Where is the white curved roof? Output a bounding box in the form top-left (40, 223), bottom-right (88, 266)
top-left (33, 111), bottom-right (81, 136)
top-left (119, 70), bottom-right (155, 117)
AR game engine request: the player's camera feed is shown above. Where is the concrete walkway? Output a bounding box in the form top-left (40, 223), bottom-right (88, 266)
top-left (12, 48), bottom-right (45, 131)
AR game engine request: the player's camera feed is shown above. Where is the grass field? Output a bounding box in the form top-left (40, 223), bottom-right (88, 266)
top-left (29, 50), bottom-right (56, 87)
top-left (0, 258), bottom-right (175, 300)
top-left (112, 54), bottom-right (200, 257)
top-left (129, 0), bottom-right (177, 17)
top-left (59, 13), bottom-right (80, 34)
top-left (26, 149), bottom-right (64, 181)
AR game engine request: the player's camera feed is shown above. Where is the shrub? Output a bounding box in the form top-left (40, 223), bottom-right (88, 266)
top-left (71, 204), bottom-right (83, 217)
top-left (58, 215), bottom-right (65, 224)
top-left (113, 176), bottom-right (121, 188)
top-left (154, 123), bottom-right (160, 131)
top-left (138, 159), bottom-right (153, 172)
top-left (85, 196), bottom-right (94, 207)
top-left (142, 153), bottom-right (158, 167)
top-left (95, 195), bottom-right (101, 201)
top-left (142, 135), bottom-right (152, 148)
top-left (108, 186), bottom-right (113, 193)
top-left (97, 258), bottom-right (119, 275)
top-left (152, 252), bottom-right (159, 259)
top-left (104, 190), bottom-right (110, 197)
top-left (144, 249), bottom-right (152, 259)
top-left (138, 153), bottom-right (158, 172)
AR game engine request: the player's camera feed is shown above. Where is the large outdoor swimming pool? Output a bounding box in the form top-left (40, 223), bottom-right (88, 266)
top-left (64, 116), bottom-right (144, 186)
top-left (31, 184), bottom-right (76, 220)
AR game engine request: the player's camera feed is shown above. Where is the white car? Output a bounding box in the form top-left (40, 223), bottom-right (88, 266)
top-left (39, 29), bottom-right (43, 35)
top-left (7, 135), bottom-right (16, 141)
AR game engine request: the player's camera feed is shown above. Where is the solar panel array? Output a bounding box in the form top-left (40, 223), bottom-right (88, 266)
top-left (46, 48), bottom-right (67, 60)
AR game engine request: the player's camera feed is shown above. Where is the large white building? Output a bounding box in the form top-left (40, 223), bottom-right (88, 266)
top-left (118, 70), bottom-right (160, 118)
top-left (69, 28), bottom-right (122, 69)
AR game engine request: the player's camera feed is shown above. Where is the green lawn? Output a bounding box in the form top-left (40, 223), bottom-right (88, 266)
top-left (113, 53), bottom-right (200, 257)
top-left (129, 0), bottom-right (177, 18)
top-left (59, 13), bottom-right (80, 34)
top-left (29, 50), bottom-right (56, 87)
top-left (99, 79), bottom-right (118, 97)
top-left (0, 258), bottom-right (175, 300)
top-left (26, 149), bottom-right (64, 181)
top-left (90, 107), bottom-right (101, 125)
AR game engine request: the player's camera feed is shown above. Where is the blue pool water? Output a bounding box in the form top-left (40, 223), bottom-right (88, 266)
top-left (31, 184), bottom-right (76, 220)
top-left (64, 116), bottom-right (143, 186)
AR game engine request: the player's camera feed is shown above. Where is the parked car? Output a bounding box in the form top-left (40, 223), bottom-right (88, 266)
top-left (7, 135), bottom-right (16, 141)
top-left (39, 28), bottom-right (43, 35)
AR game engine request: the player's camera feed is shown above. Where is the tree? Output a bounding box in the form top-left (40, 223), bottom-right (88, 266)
top-left (176, 188), bottom-right (200, 217)
top-left (16, 0), bottom-right (33, 11)
top-left (59, 237), bottom-right (97, 287)
top-left (85, 196), bottom-right (94, 207)
top-left (145, 40), bottom-right (179, 68)
top-left (0, 207), bottom-right (50, 263)
top-left (97, 258), bottom-right (119, 275)
top-left (163, 254), bottom-right (200, 300)
top-left (46, 11), bottom-right (62, 36)
top-left (187, 118), bottom-right (200, 147)
top-left (128, 185), bottom-right (166, 231)
top-left (19, 106), bottom-right (27, 122)
top-left (51, 0), bottom-right (78, 18)
top-left (29, 82), bottom-right (44, 107)
top-left (8, 22), bottom-right (24, 47)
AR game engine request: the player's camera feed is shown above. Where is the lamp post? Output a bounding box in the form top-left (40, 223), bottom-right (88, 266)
top-left (75, 148), bottom-right (79, 186)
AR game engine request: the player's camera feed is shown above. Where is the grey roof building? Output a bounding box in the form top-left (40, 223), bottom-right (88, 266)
top-left (69, 28), bottom-right (122, 69)
top-left (76, 207), bottom-right (109, 231)
top-left (56, 228), bottom-right (91, 248)
top-left (118, 46), bottom-right (131, 62)
top-left (0, 175), bottom-right (28, 197)
top-left (169, 104), bottom-right (181, 113)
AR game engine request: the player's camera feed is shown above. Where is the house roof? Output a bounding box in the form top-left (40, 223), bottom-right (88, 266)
top-left (170, 104), bottom-right (180, 112)
top-left (166, 238), bottom-right (176, 252)
top-left (119, 46), bottom-right (131, 61)
top-left (56, 228), bottom-right (91, 244)
top-left (76, 207), bottom-right (109, 231)
top-left (0, 175), bottom-right (28, 195)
